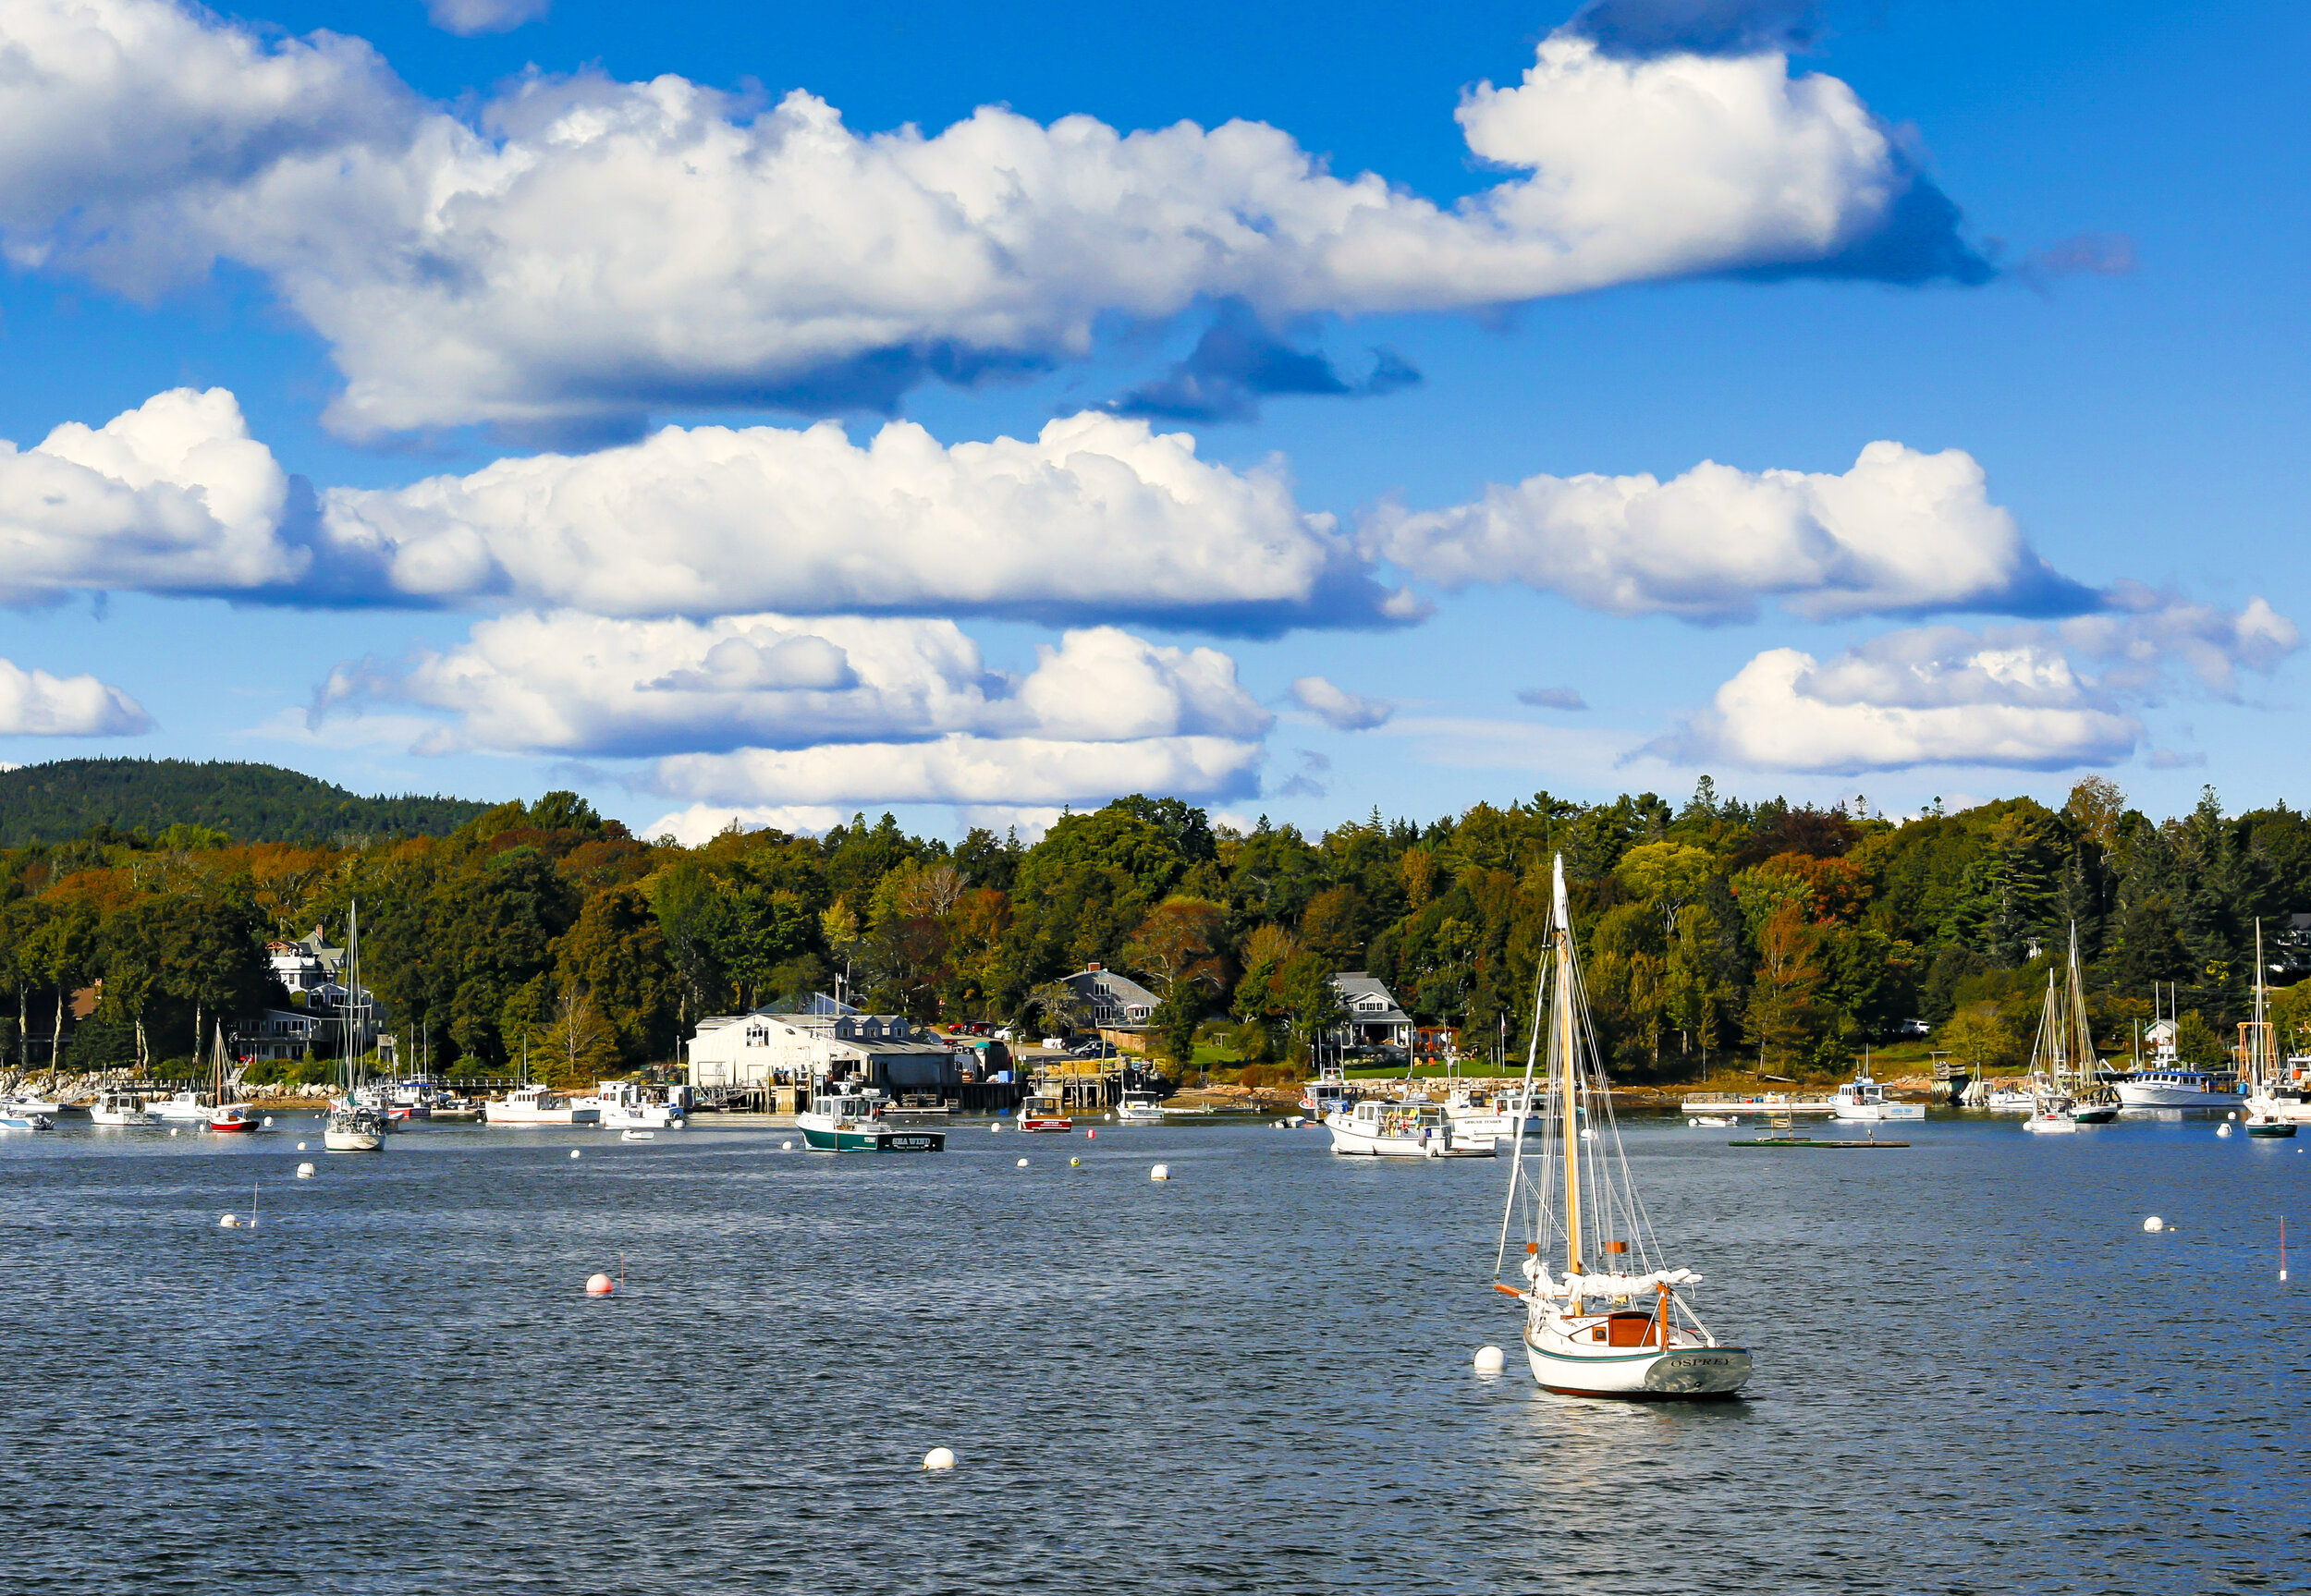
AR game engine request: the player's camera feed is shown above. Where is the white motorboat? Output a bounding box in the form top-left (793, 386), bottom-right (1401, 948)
top-left (1832, 1065), bottom-right (1925, 1122)
top-left (1982, 1086), bottom-right (2037, 1113)
top-left (1448, 1087), bottom-right (1547, 1140)
top-left (2, 1094), bottom-right (64, 1117)
top-left (89, 1090), bottom-right (157, 1126)
top-left (2019, 1108), bottom-right (2079, 1134)
top-left (324, 1101), bottom-right (385, 1152)
top-left (580, 1080), bottom-right (685, 1129)
top-left (2114, 1069), bottom-right (2244, 1109)
top-left (1492, 857), bottom-right (1751, 1400)
top-left (1327, 1098), bottom-right (1493, 1157)
top-left (0, 1110), bottom-right (53, 1130)
top-left (148, 1090), bottom-right (213, 1123)
top-left (1114, 1090), bottom-right (1168, 1123)
top-left (1299, 1064), bottom-right (1359, 1120)
top-left (484, 1086), bottom-right (603, 1126)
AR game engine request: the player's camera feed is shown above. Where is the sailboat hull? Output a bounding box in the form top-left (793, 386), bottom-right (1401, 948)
top-left (1523, 1337), bottom-right (1753, 1399)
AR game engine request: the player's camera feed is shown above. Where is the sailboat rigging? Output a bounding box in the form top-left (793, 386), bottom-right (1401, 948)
top-left (323, 902), bottom-right (385, 1153)
top-left (1489, 857), bottom-right (1752, 1399)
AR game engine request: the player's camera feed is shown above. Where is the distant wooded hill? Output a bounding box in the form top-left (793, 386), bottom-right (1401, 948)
top-left (0, 759), bottom-right (494, 847)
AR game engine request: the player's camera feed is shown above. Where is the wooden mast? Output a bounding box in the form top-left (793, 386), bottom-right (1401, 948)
top-left (1555, 857), bottom-right (1583, 1278)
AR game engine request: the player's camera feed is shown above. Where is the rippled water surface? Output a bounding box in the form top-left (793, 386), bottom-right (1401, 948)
top-left (1, 1111), bottom-right (2305, 1594)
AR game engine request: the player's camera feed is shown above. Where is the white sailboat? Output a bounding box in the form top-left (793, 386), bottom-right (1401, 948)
top-left (324, 903), bottom-right (385, 1153)
top-left (1490, 858), bottom-right (1752, 1399)
top-left (2243, 923), bottom-right (2301, 1138)
top-left (2022, 926), bottom-right (2116, 1131)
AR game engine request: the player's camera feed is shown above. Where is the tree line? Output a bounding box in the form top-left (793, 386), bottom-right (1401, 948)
top-left (3, 777), bottom-right (2307, 1085)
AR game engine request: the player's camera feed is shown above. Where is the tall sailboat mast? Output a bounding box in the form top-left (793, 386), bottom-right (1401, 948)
top-left (1554, 859), bottom-right (1583, 1278)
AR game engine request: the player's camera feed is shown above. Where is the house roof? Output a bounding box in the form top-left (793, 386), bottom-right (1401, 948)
top-left (1066, 968), bottom-right (1162, 1009)
top-left (1331, 971), bottom-right (1411, 1024)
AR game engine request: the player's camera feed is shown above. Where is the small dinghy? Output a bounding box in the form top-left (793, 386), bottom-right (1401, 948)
top-left (620, 1129), bottom-right (655, 1141)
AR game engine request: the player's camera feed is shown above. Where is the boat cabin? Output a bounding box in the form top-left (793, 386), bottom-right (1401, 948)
top-left (1575, 1310), bottom-right (1665, 1347)
top-left (811, 1091), bottom-right (885, 1124)
top-left (1344, 1101), bottom-right (1445, 1135)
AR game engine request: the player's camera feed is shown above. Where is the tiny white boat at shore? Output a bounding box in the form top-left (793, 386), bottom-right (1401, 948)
top-left (581, 1080), bottom-right (685, 1129)
top-left (1114, 1090), bottom-right (1167, 1123)
top-left (89, 1090), bottom-right (157, 1126)
top-left (484, 1086), bottom-right (603, 1126)
top-left (148, 1090), bottom-right (213, 1123)
top-left (0, 1110), bottom-right (53, 1130)
top-left (1832, 1065), bottom-right (1925, 1122)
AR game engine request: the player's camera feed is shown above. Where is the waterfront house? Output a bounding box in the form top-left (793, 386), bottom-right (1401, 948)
top-left (1327, 973), bottom-right (1414, 1055)
top-left (687, 993), bottom-right (959, 1099)
top-left (1061, 964), bottom-right (1161, 1054)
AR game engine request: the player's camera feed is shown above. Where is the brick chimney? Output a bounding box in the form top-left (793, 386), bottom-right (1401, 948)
top-left (1087, 962), bottom-right (1102, 972)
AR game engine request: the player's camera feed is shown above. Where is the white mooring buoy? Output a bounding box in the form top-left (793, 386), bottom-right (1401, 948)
top-left (570, 1149), bottom-right (582, 1159)
top-left (2143, 1215), bottom-right (2165, 1233)
top-left (1688, 1117), bottom-right (1699, 1127)
top-left (218, 1213), bottom-right (238, 1229)
top-left (990, 1123), bottom-right (1001, 1133)
top-left (296, 1141), bottom-right (307, 1151)
top-left (262, 1116), bottom-right (274, 1127)
top-left (1473, 1345), bottom-right (1506, 1374)
top-left (781, 1139), bottom-right (793, 1150)
top-left (1016, 1157), bottom-right (1029, 1168)
top-left (922, 1447), bottom-right (956, 1471)
top-left (296, 1162), bottom-right (316, 1179)
top-left (584, 1273), bottom-right (616, 1297)
top-left (169, 1128), bottom-right (178, 1138)
top-left (2218, 1124), bottom-right (2234, 1139)
top-left (1150, 1163), bottom-right (1170, 1182)
top-left (1070, 1156), bottom-right (1082, 1167)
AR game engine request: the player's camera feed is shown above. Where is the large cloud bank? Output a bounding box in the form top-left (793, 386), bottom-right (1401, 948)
top-left (4, 389), bottom-right (2123, 636)
top-left (0, 0), bottom-right (1985, 435)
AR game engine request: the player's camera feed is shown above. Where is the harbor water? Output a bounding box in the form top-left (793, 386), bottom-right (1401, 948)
top-left (0, 1113), bottom-right (2303, 1594)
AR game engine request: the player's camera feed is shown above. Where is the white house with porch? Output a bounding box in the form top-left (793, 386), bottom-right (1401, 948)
top-left (1327, 972), bottom-right (1414, 1054)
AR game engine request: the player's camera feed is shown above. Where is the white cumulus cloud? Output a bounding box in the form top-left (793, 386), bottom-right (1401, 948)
top-left (1364, 441), bottom-right (2090, 623)
top-left (0, 387), bottom-right (304, 602)
top-left (0, 2), bottom-right (1979, 434)
top-left (1655, 595), bottom-right (2301, 773)
top-left (317, 410), bottom-right (1384, 624)
top-left (1290, 675), bottom-right (1392, 730)
top-left (0, 656), bottom-right (151, 735)
top-left (652, 734), bottom-right (1263, 809)
top-left (638, 802), bottom-right (843, 847)
top-left (322, 611), bottom-right (1274, 761)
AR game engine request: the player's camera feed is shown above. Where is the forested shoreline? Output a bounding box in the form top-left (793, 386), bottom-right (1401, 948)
top-left (3, 775), bottom-right (2307, 1086)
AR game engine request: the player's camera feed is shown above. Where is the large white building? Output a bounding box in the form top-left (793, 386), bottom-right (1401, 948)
top-left (687, 995), bottom-right (958, 1096)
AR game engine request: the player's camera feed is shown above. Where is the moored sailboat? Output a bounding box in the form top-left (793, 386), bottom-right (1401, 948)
top-left (323, 904), bottom-right (385, 1153)
top-left (1490, 857), bottom-right (1751, 1400)
top-left (2242, 923), bottom-right (2299, 1139)
top-left (205, 1023), bottom-right (261, 1133)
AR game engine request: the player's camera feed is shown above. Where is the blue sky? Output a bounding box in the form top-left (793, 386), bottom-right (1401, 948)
top-left (0, 0), bottom-right (2302, 839)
